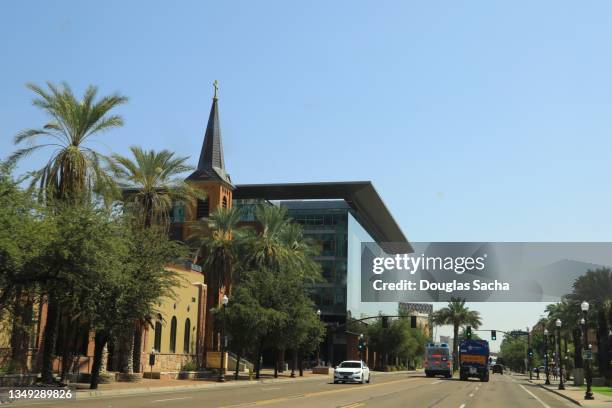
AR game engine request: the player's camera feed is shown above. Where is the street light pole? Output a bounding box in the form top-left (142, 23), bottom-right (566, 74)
top-left (527, 327), bottom-right (532, 380)
top-left (316, 309), bottom-right (321, 367)
top-left (544, 328), bottom-right (550, 385)
top-left (581, 301), bottom-right (594, 400)
top-left (218, 294), bottom-right (229, 383)
top-left (556, 318), bottom-right (564, 390)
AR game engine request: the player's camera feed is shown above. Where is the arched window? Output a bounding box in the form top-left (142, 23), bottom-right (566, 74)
top-left (184, 318), bottom-right (191, 354)
top-left (169, 316), bottom-right (177, 353)
top-left (154, 314), bottom-right (163, 352)
top-left (222, 196), bottom-right (228, 208)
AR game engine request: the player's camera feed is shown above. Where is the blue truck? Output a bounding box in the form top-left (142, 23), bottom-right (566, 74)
top-left (458, 339), bottom-right (490, 382)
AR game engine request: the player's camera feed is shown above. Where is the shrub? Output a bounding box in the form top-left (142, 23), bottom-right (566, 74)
top-left (181, 360), bottom-right (198, 372)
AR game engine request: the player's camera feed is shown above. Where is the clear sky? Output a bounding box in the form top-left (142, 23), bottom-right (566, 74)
top-left (2, 1), bottom-right (612, 351)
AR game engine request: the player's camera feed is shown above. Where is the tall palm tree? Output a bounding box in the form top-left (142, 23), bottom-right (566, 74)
top-left (108, 146), bottom-right (201, 229)
top-left (190, 207), bottom-right (245, 370)
top-left (432, 298), bottom-right (482, 371)
top-left (191, 207), bottom-right (245, 291)
top-left (10, 82), bottom-right (127, 383)
top-left (246, 205), bottom-right (293, 271)
top-left (10, 82), bottom-right (127, 203)
top-left (108, 147), bottom-right (202, 373)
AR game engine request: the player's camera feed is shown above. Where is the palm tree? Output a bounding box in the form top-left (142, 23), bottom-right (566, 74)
top-left (432, 298), bottom-right (482, 371)
top-left (108, 146), bottom-right (201, 229)
top-left (567, 268), bottom-right (612, 380)
top-left (246, 205), bottom-right (293, 271)
top-left (10, 82), bottom-right (127, 383)
top-left (191, 207), bottom-right (245, 291)
top-left (108, 147), bottom-right (202, 373)
top-left (10, 82), bottom-right (127, 203)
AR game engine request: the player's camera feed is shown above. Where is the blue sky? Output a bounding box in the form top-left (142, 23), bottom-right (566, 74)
top-left (2, 1), bottom-right (611, 348)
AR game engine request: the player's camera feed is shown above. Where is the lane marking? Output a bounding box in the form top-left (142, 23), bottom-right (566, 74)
top-left (218, 377), bottom-right (418, 408)
top-left (430, 380), bottom-right (442, 384)
top-left (151, 397), bottom-right (192, 403)
top-left (261, 387), bottom-right (281, 391)
top-left (459, 404), bottom-right (466, 408)
top-left (518, 384), bottom-right (551, 408)
top-left (469, 393), bottom-right (474, 397)
top-left (341, 403), bottom-right (364, 408)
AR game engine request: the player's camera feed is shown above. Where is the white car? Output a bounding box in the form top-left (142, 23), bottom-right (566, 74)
top-left (333, 360), bottom-right (370, 384)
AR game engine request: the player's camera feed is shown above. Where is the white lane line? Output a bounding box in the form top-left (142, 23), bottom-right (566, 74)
top-left (261, 387), bottom-right (281, 391)
top-left (459, 404), bottom-right (466, 408)
top-left (518, 384), bottom-right (551, 408)
top-left (469, 393), bottom-right (474, 397)
top-left (151, 397), bottom-right (192, 403)
top-left (430, 380), bottom-right (442, 384)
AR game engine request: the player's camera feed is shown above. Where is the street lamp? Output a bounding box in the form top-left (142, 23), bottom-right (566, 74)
top-left (581, 301), bottom-right (594, 400)
top-left (316, 309), bottom-right (322, 367)
top-left (544, 328), bottom-right (550, 385)
top-left (218, 294), bottom-right (229, 382)
top-left (555, 318), bottom-right (564, 390)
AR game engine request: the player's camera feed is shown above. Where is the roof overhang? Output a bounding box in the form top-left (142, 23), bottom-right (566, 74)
top-left (234, 181), bottom-right (412, 253)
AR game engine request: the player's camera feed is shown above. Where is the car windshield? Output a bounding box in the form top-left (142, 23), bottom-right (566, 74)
top-left (339, 362), bottom-right (361, 368)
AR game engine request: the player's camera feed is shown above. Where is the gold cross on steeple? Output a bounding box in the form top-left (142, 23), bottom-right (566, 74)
top-left (213, 80), bottom-right (219, 99)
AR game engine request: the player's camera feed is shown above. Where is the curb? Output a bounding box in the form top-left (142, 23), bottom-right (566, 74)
top-left (75, 370), bottom-right (416, 399)
top-left (528, 380), bottom-right (582, 406)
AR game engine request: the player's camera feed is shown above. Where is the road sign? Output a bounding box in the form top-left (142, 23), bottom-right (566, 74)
top-left (510, 330), bottom-right (529, 336)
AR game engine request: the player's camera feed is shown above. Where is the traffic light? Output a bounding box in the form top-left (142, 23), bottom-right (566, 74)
top-left (528, 348), bottom-right (534, 358)
top-left (466, 326), bottom-right (472, 339)
top-left (491, 330), bottom-right (497, 341)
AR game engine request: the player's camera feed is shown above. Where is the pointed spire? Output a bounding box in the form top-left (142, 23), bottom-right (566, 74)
top-left (187, 81), bottom-right (232, 185)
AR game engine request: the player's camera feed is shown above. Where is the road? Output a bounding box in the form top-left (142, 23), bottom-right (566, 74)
top-left (9, 372), bottom-right (575, 408)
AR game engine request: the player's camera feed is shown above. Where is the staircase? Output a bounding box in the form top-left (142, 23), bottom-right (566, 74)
top-left (227, 352), bottom-right (254, 373)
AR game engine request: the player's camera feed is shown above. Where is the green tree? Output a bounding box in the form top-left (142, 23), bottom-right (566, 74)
top-left (432, 298), bottom-right (482, 371)
top-left (89, 222), bottom-right (185, 388)
top-left (0, 161), bottom-right (51, 373)
top-left (9, 82), bottom-right (127, 382)
top-left (499, 333), bottom-right (528, 373)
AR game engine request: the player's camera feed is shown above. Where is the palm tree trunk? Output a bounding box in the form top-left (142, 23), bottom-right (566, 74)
top-left (572, 328), bottom-right (583, 369)
top-left (596, 308), bottom-right (610, 379)
top-left (90, 330), bottom-right (109, 389)
top-left (452, 323), bottom-right (459, 371)
top-left (41, 295), bottom-right (60, 383)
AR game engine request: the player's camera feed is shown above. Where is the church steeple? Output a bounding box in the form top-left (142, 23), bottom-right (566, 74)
top-left (187, 80), bottom-right (232, 185)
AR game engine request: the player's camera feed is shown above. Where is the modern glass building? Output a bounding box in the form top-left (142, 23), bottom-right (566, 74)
top-left (233, 182), bottom-right (411, 365)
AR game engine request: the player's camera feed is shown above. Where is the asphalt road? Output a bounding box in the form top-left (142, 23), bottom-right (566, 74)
top-left (8, 372), bottom-right (575, 408)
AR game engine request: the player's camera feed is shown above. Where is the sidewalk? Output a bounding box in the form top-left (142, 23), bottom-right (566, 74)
top-left (528, 377), bottom-right (612, 407)
top-left (75, 369), bottom-right (417, 399)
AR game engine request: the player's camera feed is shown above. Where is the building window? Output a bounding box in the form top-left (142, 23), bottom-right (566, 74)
top-left (196, 199), bottom-right (209, 219)
top-left (222, 196), bottom-right (228, 208)
top-left (169, 316), bottom-right (177, 353)
top-left (184, 318), bottom-right (191, 354)
top-left (154, 314), bottom-right (163, 352)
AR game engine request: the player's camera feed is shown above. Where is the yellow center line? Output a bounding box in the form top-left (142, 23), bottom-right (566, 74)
top-left (218, 377), bottom-right (419, 408)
